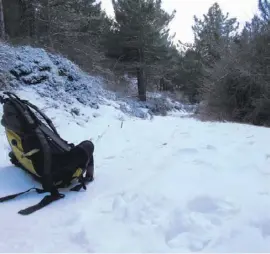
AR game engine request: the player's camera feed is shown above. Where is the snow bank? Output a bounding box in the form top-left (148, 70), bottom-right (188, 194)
top-left (0, 88), bottom-right (270, 252)
top-left (0, 43), bottom-right (195, 119)
top-left (0, 43), bottom-right (115, 106)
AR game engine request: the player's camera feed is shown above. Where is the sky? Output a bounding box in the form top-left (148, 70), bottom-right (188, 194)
top-left (101, 0), bottom-right (259, 44)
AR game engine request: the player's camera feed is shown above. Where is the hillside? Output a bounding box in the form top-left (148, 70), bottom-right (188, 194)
top-left (0, 44), bottom-right (270, 252)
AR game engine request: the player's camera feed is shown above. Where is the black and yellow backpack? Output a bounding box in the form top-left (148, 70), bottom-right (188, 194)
top-left (0, 92), bottom-right (95, 215)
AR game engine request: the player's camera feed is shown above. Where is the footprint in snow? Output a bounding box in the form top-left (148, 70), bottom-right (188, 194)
top-left (265, 154), bottom-right (270, 160)
top-left (258, 191), bottom-right (269, 196)
top-left (251, 218), bottom-right (270, 238)
top-left (164, 208), bottom-right (212, 251)
top-left (70, 228), bottom-right (93, 252)
top-left (177, 148), bottom-right (199, 155)
top-left (205, 144), bottom-right (217, 151)
top-left (111, 192), bottom-right (168, 225)
top-left (104, 156), bottom-right (115, 160)
top-left (192, 159), bottom-right (217, 170)
top-left (187, 195), bottom-right (239, 216)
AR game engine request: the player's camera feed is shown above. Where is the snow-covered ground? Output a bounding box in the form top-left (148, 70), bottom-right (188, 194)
top-left (1, 86), bottom-right (270, 252)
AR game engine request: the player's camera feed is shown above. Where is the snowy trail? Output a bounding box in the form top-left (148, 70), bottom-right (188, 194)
top-left (1, 89), bottom-right (270, 252)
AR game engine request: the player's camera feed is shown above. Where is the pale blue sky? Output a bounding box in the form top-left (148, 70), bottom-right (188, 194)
top-left (101, 0), bottom-right (259, 43)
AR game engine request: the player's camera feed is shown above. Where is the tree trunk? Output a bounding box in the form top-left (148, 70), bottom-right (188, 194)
top-left (137, 66), bottom-right (146, 101)
top-left (47, 0), bottom-right (54, 49)
top-left (0, 0), bottom-right (5, 40)
top-left (137, 47), bottom-right (147, 101)
top-left (43, 0), bottom-right (54, 48)
top-left (23, 0), bottom-right (37, 42)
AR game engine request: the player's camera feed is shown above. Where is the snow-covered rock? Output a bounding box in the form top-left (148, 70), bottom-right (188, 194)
top-left (0, 43), bottom-right (195, 118)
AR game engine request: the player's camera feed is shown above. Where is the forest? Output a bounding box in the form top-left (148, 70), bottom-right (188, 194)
top-left (1, 0), bottom-right (270, 126)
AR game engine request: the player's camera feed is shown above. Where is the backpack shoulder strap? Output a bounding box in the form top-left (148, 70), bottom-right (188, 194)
top-left (0, 187), bottom-right (65, 215)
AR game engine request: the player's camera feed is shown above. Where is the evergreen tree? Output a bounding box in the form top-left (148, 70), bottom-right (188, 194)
top-left (109, 0), bottom-right (175, 101)
top-left (193, 0), bottom-right (270, 126)
top-left (2, 0), bottom-right (112, 72)
top-left (173, 48), bottom-right (202, 103)
top-left (258, 0), bottom-right (270, 22)
top-left (192, 2), bottom-right (239, 68)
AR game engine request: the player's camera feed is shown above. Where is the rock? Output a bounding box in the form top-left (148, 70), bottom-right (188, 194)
top-left (71, 107), bottom-right (80, 116)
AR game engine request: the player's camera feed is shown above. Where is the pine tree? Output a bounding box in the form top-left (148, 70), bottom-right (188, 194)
top-left (192, 2), bottom-right (239, 68)
top-left (1, 0), bottom-right (111, 72)
top-left (192, 0), bottom-right (270, 125)
top-left (258, 0), bottom-right (270, 22)
top-left (110, 0), bottom-right (175, 101)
